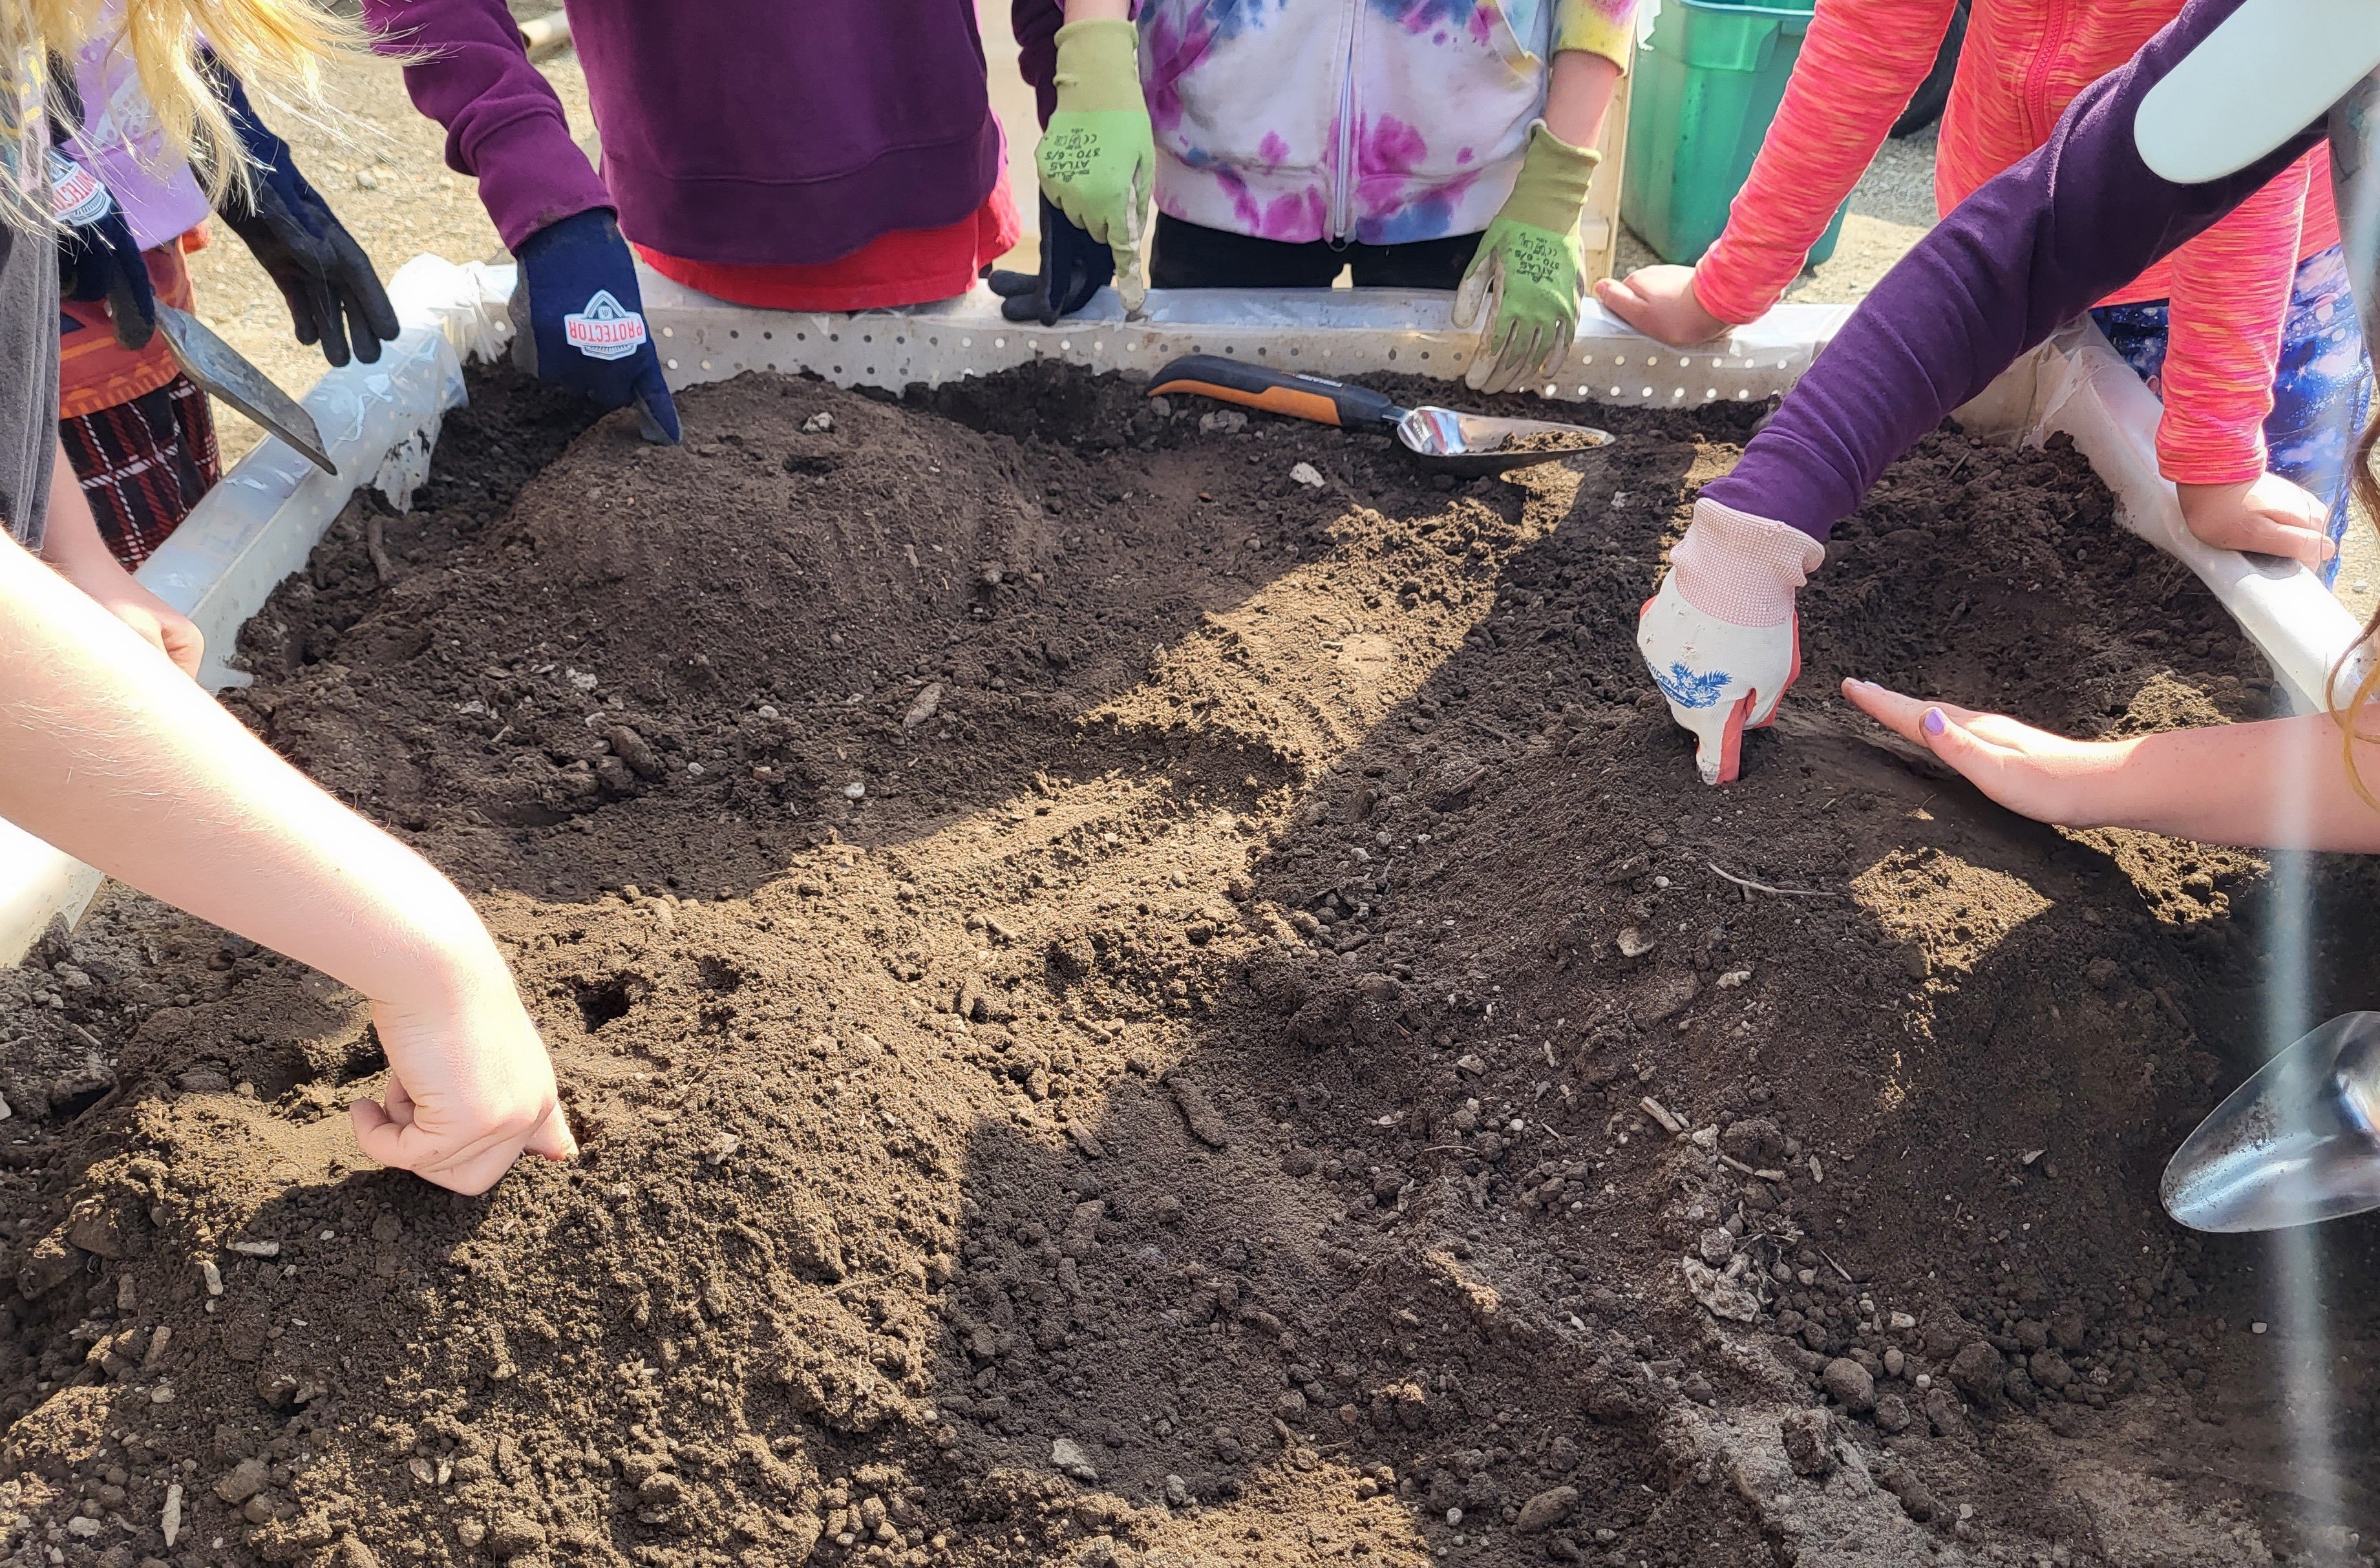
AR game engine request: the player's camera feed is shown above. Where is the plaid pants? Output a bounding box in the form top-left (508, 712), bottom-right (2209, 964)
top-left (58, 374), bottom-right (220, 569)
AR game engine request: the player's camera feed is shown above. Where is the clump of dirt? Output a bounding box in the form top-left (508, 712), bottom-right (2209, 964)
top-left (3, 361), bottom-right (2376, 1568)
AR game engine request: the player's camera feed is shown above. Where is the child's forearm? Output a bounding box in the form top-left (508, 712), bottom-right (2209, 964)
top-left (1703, 0), bottom-right (2323, 542)
top-left (40, 440), bottom-right (111, 575)
top-left (0, 534), bottom-right (505, 1004)
top-left (2090, 714), bottom-right (2380, 851)
top-left (1063, 0), bottom-right (1129, 19)
top-left (1544, 50), bottom-right (1622, 151)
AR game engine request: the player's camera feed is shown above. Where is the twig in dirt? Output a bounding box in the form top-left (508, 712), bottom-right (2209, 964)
top-left (1946, 450), bottom-right (1973, 484)
top-left (1944, 597), bottom-right (1970, 630)
top-left (1818, 1249), bottom-right (1854, 1285)
top-left (1707, 862), bottom-right (1841, 899)
top-left (1464, 715), bottom-right (1517, 746)
top-left (2072, 1490), bottom-right (2112, 1562)
top-left (1638, 1096), bottom-right (1683, 1135)
top-left (365, 511), bottom-right (398, 587)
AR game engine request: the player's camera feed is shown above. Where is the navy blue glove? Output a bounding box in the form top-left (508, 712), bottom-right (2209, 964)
top-left (985, 194), bottom-right (1114, 324)
top-left (208, 60), bottom-right (401, 368)
top-left (50, 149), bottom-right (154, 350)
top-left (509, 209), bottom-right (681, 444)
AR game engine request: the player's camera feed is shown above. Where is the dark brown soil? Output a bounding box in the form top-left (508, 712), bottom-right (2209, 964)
top-left (4, 361), bottom-right (2378, 1568)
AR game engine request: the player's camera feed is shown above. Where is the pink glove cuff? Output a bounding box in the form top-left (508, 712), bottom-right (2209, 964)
top-left (1670, 498), bottom-right (1826, 628)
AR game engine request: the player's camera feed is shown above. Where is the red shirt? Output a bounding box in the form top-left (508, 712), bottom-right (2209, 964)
top-left (635, 174), bottom-right (1020, 313)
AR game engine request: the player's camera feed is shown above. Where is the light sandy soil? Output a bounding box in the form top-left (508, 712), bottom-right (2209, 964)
top-left (183, 12), bottom-right (2377, 619)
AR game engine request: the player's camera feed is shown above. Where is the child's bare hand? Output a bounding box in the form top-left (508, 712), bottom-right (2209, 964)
top-left (2176, 474), bottom-right (2335, 569)
top-left (1592, 265), bottom-right (1730, 347)
top-left (1842, 678), bottom-right (2127, 827)
top-left (351, 970), bottom-right (576, 1195)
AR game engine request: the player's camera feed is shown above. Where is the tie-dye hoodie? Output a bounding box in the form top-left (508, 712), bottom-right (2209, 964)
top-left (1017, 0), bottom-right (1636, 247)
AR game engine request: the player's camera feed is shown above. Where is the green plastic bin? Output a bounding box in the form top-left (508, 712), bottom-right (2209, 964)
top-left (1620, 0), bottom-right (1851, 268)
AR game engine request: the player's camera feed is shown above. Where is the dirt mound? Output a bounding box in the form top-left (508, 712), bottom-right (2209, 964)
top-left (3, 362), bottom-right (2375, 1568)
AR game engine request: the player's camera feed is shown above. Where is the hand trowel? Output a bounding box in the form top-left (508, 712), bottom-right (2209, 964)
top-left (1148, 354), bottom-right (1611, 478)
top-left (154, 304), bottom-right (340, 477)
top-left (2162, 1012), bottom-right (2380, 1232)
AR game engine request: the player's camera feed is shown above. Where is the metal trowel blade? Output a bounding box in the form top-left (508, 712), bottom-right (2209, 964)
top-left (154, 304), bottom-right (338, 476)
top-left (2161, 1012), bottom-right (2380, 1232)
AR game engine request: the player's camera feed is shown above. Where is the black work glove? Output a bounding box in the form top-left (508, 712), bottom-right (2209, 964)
top-left (51, 149), bottom-right (156, 350)
top-left (207, 58), bottom-right (401, 368)
top-left (985, 193), bottom-right (1115, 324)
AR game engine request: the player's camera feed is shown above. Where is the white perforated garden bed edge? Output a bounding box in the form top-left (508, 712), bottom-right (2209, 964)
top-left (0, 257), bottom-right (2356, 964)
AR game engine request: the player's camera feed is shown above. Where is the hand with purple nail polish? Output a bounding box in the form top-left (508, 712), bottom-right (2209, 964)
top-left (1840, 679), bottom-right (2132, 827)
top-left (1842, 677), bottom-right (2380, 851)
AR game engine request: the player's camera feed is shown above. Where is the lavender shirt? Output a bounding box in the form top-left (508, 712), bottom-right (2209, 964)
top-left (1705, 0), bottom-right (2326, 541)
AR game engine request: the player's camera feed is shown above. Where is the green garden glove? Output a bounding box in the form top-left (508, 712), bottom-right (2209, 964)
top-left (1454, 125), bottom-right (1601, 394)
top-left (1036, 19), bottom-right (1154, 312)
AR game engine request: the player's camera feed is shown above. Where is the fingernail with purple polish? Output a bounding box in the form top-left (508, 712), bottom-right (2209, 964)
top-left (1922, 708), bottom-right (1946, 737)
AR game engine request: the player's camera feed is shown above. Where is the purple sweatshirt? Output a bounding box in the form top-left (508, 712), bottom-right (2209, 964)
top-left (1705, 0), bottom-right (2324, 540)
top-left (361, 0), bottom-right (1005, 266)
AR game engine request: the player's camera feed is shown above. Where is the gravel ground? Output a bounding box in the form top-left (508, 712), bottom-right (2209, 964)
top-left (180, 17), bottom-right (2376, 619)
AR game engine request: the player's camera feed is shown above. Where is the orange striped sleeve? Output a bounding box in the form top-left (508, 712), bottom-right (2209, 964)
top-left (2153, 156), bottom-right (2311, 487)
top-left (1692, 0), bottom-right (1959, 325)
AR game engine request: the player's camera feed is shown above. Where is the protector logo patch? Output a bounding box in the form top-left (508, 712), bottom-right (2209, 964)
top-left (564, 290), bottom-right (648, 361)
top-left (46, 151), bottom-right (111, 227)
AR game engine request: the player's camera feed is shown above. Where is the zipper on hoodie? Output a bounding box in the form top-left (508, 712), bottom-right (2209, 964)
top-left (1330, 0), bottom-right (1359, 245)
top-left (2021, 0), bottom-right (2064, 145)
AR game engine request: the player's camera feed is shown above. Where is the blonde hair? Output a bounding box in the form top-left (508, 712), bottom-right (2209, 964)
top-left (0, 0), bottom-right (355, 229)
top-left (2328, 414), bottom-right (2380, 806)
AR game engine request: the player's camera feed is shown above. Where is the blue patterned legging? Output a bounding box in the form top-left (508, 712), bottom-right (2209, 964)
top-left (2091, 244), bottom-right (2374, 585)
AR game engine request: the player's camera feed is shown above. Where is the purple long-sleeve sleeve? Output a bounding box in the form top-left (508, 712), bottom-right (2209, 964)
top-left (1703, 0), bottom-right (2325, 540)
top-left (1014, 0), bottom-right (1062, 128)
top-left (360, 0), bottom-right (613, 251)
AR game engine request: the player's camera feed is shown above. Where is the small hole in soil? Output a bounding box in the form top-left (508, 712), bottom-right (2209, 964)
top-left (573, 977), bottom-right (637, 1033)
top-left (699, 957), bottom-right (746, 993)
top-left (47, 1079), bottom-right (112, 1121)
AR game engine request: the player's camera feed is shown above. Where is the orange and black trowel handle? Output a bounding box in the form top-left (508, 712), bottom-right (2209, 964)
top-left (1147, 354), bottom-right (1407, 432)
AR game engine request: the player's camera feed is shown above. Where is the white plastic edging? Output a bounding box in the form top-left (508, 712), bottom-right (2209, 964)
top-left (0, 255), bottom-right (500, 965)
top-left (633, 264), bottom-right (1854, 409)
top-left (1960, 319), bottom-right (2366, 715)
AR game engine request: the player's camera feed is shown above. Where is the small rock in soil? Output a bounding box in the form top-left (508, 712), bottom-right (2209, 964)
top-left (1682, 1258), bottom-right (1758, 1322)
top-left (1822, 1357), bottom-right (1876, 1413)
top-left (790, 1217), bottom-right (846, 1281)
top-left (1873, 1392), bottom-right (1912, 1434)
top-left (1632, 968), bottom-right (1699, 1023)
top-left (488, 1512), bottom-right (546, 1559)
top-left (1167, 1075), bottom-right (1231, 1148)
top-left (1513, 1486), bottom-right (1578, 1534)
top-left (1050, 1438), bottom-right (1100, 1483)
top-left (1780, 1409), bottom-right (1835, 1478)
top-left (215, 1458), bottom-right (268, 1505)
top-left (1950, 1340), bottom-right (2006, 1407)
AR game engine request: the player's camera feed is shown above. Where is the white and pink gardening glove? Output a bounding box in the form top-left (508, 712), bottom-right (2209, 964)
top-left (1637, 499), bottom-right (1826, 785)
